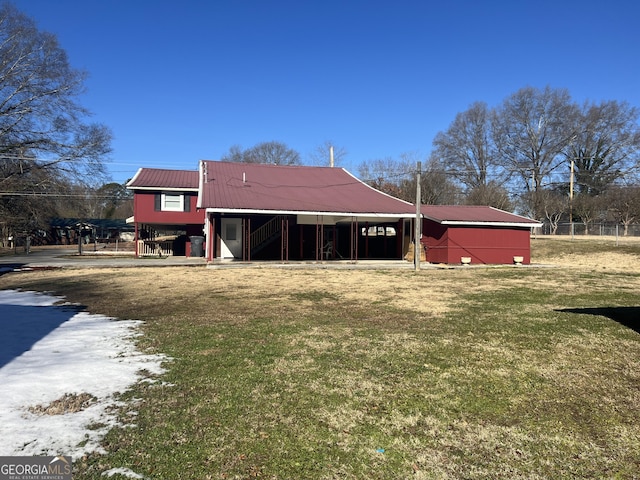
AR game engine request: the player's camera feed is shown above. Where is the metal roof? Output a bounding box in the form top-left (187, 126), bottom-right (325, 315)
top-left (126, 168), bottom-right (199, 191)
top-left (125, 164), bottom-right (541, 227)
top-left (198, 161), bottom-right (415, 217)
top-left (421, 205), bottom-right (542, 227)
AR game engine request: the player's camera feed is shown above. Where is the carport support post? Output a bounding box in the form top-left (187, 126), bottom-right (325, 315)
top-left (414, 161), bottom-right (421, 271)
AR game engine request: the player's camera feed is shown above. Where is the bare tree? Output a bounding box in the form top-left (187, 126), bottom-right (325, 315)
top-left (464, 181), bottom-right (513, 211)
top-left (220, 141), bottom-right (301, 165)
top-left (220, 145), bottom-right (244, 163)
top-left (573, 193), bottom-right (604, 235)
top-left (491, 86), bottom-right (578, 218)
top-left (432, 102), bottom-right (503, 191)
top-left (0, 3), bottom-right (112, 238)
top-left (605, 186), bottom-right (640, 236)
top-left (0, 163), bottom-right (69, 238)
top-left (538, 188), bottom-right (568, 234)
top-left (357, 156), bottom-right (413, 199)
top-left (307, 141), bottom-right (348, 167)
top-left (395, 152), bottom-right (459, 204)
top-left (565, 100), bottom-right (640, 196)
top-left (0, 4), bottom-right (112, 184)
top-left (415, 157), bottom-right (460, 205)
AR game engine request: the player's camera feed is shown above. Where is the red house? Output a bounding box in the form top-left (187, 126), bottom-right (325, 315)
top-left (127, 162), bottom-right (417, 260)
top-left (127, 168), bottom-right (205, 257)
top-left (127, 162), bottom-right (541, 265)
top-left (421, 205), bottom-right (542, 265)
top-left (197, 161), bottom-right (417, 262)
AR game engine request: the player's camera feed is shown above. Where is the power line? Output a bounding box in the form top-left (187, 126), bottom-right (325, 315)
top-left (0, 191), bottom-right (131, 199)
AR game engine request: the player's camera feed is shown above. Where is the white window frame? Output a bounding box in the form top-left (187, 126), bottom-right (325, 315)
top-left (161, 193), bottom-right (184, 212)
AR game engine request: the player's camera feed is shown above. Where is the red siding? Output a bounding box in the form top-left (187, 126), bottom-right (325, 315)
top-left (422, 221), bottom-right (450, 264)
top-left (423, 219), bottom-right (532, 265)
top-left (133, 192), bottom-right (205, 224)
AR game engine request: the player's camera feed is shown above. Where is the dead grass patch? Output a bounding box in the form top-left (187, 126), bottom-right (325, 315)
top-left (28, 392), bottom-right (97, 416)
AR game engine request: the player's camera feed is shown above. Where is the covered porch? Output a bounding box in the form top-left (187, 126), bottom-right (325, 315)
top-left (205, 212), bottom-right (415, 263)
top-left (128, 219), bottom-right (205, 257)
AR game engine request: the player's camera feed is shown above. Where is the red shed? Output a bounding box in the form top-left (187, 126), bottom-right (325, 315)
top-left (421, 206), bottom-right (542, 265)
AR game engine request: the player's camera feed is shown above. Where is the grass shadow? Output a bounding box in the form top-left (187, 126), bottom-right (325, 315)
top-left (557, 306), bottom-right (640, 334)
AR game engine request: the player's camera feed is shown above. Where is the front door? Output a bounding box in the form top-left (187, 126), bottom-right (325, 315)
top-left (221, 218), bottom-right (242, 258)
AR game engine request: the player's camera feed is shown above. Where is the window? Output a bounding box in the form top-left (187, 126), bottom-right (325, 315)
top-left (154, 192), bottom-right (191, 212)
top-left (361, 225), bottom-right (397, 237)
top-left (226, 223), bottom-right (237, 241)
top-left (161, 193), bottom-right (184, 212)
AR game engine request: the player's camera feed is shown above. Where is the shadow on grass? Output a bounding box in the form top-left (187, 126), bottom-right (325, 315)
top-left (557, 307), bottom-right (640, 334)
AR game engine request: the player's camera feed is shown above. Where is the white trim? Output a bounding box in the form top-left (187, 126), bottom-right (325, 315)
top-left (126, 168), bottom-right (143, 188)
top-left (161, 192), bottom-right (184, 212)
top-left (439, 220), bottom-right (543, 228)
top-left (197, 160), bottom-right (205, 209)
top-left (205, 207), bottom-right (414, 219)
top-left (342, 168), bottom-right (415, 207)
top-left (128, 186), bottom-right (199, 192)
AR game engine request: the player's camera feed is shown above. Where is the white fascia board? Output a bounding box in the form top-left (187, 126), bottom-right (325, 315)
top-left (125, 168), bottom-right (143, 189)
top-left (439, 220), bottom-right (543, 228)
top-left (197, 161), bottom-right (205, 209)
top-left (205, 207), bottom-right (414, 220)
top-left (128, 186), bottom-right (199, 192)
top-left (342, 168), bottom-right (415, 207)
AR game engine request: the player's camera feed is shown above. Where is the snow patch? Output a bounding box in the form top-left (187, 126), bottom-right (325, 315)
top-left (0, 289), bottom-right (168, 460)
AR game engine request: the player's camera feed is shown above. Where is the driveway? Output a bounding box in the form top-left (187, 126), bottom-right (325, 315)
top-left (1, 247), bottom-right (424, 271)
top-left (0, 247), bottom-right (207, 272)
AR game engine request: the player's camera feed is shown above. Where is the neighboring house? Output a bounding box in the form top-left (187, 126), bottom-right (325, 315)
top-left (50, 218), bottom-right (134, 245)
top-left (126, 162), bottom-right (541, 264)
top-left (421, 205), bottom-right (542, 265)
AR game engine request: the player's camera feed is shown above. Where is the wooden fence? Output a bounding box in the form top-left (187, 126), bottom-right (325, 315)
top-left (137, 240), bottom-right (174, 256)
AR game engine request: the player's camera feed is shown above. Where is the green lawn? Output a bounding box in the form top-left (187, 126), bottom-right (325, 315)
top-left (2, 237), bottom-right (639, 479)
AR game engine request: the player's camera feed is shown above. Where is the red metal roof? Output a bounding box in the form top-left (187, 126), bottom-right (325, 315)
top-left (127, 168), bottom-right (199, 190)
top-left (126, 164), bottom-right (540, 227)
top-left (198, 161), bottom-right (415, 216)
top-left (422, 205), bottom-right (541, 226)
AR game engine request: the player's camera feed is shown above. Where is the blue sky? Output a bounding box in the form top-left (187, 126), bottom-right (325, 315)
top-left (11, 0), bottom-right (640, 184)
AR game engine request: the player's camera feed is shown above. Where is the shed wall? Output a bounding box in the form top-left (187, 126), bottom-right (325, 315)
top-left (422, 219), bottom-right (532, 265)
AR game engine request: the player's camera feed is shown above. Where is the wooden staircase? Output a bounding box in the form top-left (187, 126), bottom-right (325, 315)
top-left (249, 215), bottom-right (287, 257)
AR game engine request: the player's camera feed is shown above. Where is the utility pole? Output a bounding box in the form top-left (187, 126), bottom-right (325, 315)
top-left (414, 161), bottom-right (421, 271)
top-left (569, 158), bottom-right (574, 239)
